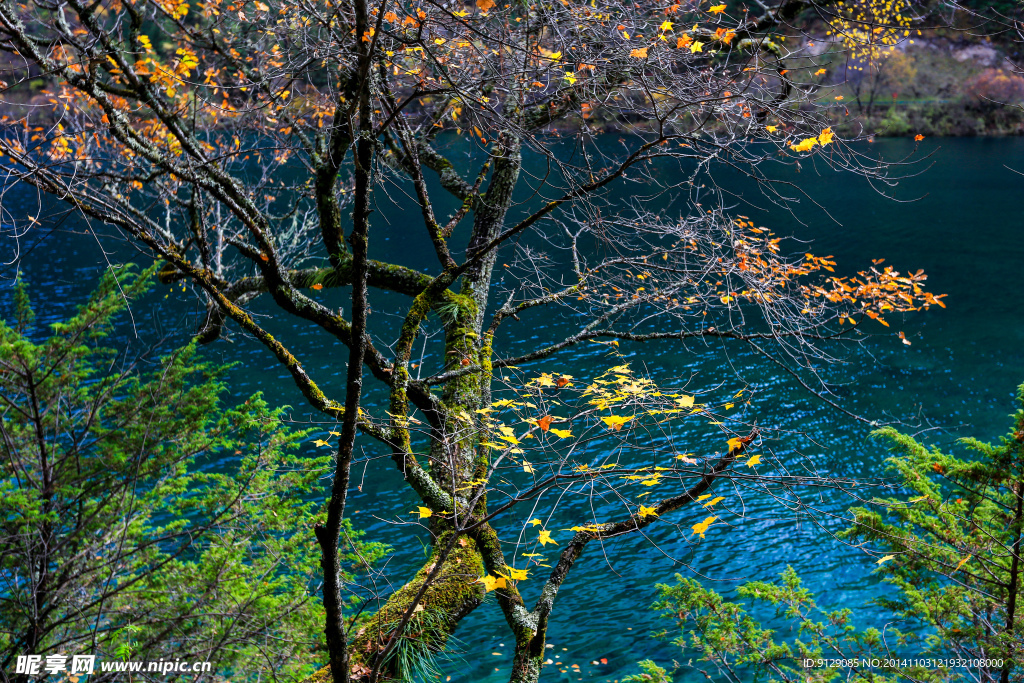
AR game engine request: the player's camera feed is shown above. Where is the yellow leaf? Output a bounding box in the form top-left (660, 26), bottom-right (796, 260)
top-left (702, 496), bottom-right (725, 508)
top-left (602, 415), bottom-right (632, 431)
top-left (876, 554), bottom-right (895, 565)
top-left (414, 506), bottom-right (433, 519)
top-left (538, 529), bottom-right (555, 546)
top-left (638, 505), bottom-right (658, 518)
top-left (726, 437), bottom-right (744, 451)
top-left (692, 515), bottom-right (717, 538)
top-left (690, 40), bottom-right (704, 53)
top-left (818, 127), bottom-right (835, 146)
top-left (766, 125), bottom-right (777, 132)
top-left (660, 20), bottom-right (674, 30)
top-left (954, 555), bottom-right (971, 571)
top-left (789, 137), bottom-right (818, 153)
top-left (313, 439), bottom-right (330, 448)
top-left (498, 567), bottom-right (528, 581)
top-left (480, 574), bottom-right (507, 591)
top-left (529, 518), bottom-right (542, 526)
top-left (746, 454), bottom-right (762, 466)
top-left (523, 461), bottom-right (534, 474)
top-left (676, 395), bottom-right (695, 407)
top-left (548, 50), bottom-right (562, 60)
top-left (550, 428), bottom-right (573, 438)
top-left (709, 3), bottom-right (726, 12)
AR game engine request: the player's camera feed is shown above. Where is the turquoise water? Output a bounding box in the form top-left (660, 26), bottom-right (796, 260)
top-left (2, 137), bottom-right (1023, 681)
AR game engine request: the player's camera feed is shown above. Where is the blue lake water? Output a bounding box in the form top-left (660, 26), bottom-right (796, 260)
top-left (2, 137), bottom-right (1023, 681)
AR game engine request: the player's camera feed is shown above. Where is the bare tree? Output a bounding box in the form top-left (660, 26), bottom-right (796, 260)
top-left (0, 0), bottom-right (948, 680)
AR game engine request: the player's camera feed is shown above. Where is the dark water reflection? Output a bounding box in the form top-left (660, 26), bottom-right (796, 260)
top-left (2, 137), bottom-right (1022, 681)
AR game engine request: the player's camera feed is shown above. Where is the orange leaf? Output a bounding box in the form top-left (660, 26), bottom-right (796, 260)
top-left (630, 46), bottom-right (649, 59)
top-left (476, 0), bottom-right (495, 10)
top-left (538, 415), bottom-right (554, 432)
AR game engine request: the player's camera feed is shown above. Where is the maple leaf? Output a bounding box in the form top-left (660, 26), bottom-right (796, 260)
top-left (814, 67), bottom-right (827, 75)
top-left (476, 0), bottom-right (495, 10)
top-left (523, 461), bottom-right (534, 473)
top-left (313, 439), bottom-right (330, 447)
top-left (914, 134), bottom-right (925, 141)
top-left (638, 505), bottom-right (658, 518)
top-left (498, 567), bottom-right (528, 581)
top-left (766, 125), bottom-right (777, 132)
top-left (538, 415), bottom-right (554, 432)
top-left (746, 453), bottom-right (762, 466)
top-left (676, 394), bottom-right (695, 407)
top-left (413, 506), bottom-right (433, 519)
top-left (726, 437), bottom-right (745, 452)
top-left (709, 3), bottom-right (727, 12)
top-left (538, 529), bottom-right (555, 546)
top-left (529, 518), bottom-right (543, 526)
top-left (480, 574), bottom-right (507, 591)
top-left (677, 35), bottom-right (692, 49)
top-left (550, 428), bottom-right (573, 438)
top-left (702, 496), bottom-right (725, 508)
top-left (630, 46), bottom-right (649, 59)
top-left (660, 20), bottom-right (673, 30)
top-left (311, 283), bottom-right (323, 290)
top-left (818, 127), bottom-right (835, 146)
top-left (690, 40), bottom-right (704, 53)
top-left (692, 515), bottom-right (717, 538)
top-left (602, 415), bottom-right (632, 431)
top-left (790, 137), bottom-right (818, 153)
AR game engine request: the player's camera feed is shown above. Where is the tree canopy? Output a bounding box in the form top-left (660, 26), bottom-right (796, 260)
top-left (0, 0), bottom-right (954, 679)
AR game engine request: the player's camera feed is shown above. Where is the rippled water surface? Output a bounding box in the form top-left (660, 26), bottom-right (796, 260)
top-left (3, 137), bottom-right (1023, 681)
